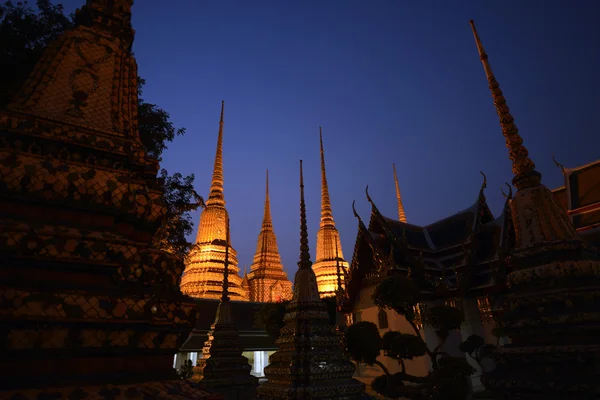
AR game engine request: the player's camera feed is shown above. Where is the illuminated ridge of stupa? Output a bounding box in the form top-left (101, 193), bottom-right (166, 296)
top-left (313, 127), bottom-right (349, 297)
top-left (180, 102), bottom-right (248, 301)
top-left (247, 170), bottom-right (292, 302)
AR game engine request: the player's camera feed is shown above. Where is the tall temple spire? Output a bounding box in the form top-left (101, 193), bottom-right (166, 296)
top-left (393, 163), bottom-right (407, 222)
top-left (207, 101), bottom-right (226, 207)
top-left (319, 126), bottom-right (334, 227)
top-left (469, 21), bottom-right (600, 398)
top-left (263, 169), bottom-right (272, 228)
top-left (314, 128), bottom-right (350, 297)
top-left (247, 170), bottom-right (292, 302)
top-left (181, 102), bottom-right (248, 301)
top-left (299, 160), bottom-right (312, 270)
top-left (257, 160), bottom-right (364, 399)
top-left (469, 20), bottom-right (540, 190)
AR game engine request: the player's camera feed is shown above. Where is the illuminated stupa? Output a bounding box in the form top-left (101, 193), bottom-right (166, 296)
top-left (313, 128), bottom-right (350, 297)
top-left (247, 170), bottom-right (293, 302)
top-left (256, 160), bottom-right (364, 399)
top-left (470, 20), bottom-right (600, 399)
top-left (180, 102), bottom-right (248, 301)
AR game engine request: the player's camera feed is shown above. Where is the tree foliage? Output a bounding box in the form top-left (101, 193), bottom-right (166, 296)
top-left (343, 274), bottom-right (475, 399)
top-left (0, 1), bottom-right (199, 256)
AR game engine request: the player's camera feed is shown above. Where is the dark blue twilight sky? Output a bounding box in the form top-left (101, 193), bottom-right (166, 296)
top-left (66, 0), bottom-right (600, 277)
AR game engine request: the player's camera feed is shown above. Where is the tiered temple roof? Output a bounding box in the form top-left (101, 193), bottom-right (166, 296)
top-left (256, 160), bottom-right (364, 399)
top-left (313, 128), bottom-right (350, 297)
top-left (346, 176), bottom-right (510, 311)
top-left (180, 102), bottom-right (248, 301)
top-left (247, 170), bottom-right (293, 302)
top-left (0, 0), bottom-right (218, 398)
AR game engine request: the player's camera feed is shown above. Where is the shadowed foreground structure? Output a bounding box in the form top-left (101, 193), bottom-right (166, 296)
top-left (0, 0), bottom-right (219, 398)
top-left (469, 20), bottom-right (600, 399)
top-left (256, 160), bottom-right (364, 399)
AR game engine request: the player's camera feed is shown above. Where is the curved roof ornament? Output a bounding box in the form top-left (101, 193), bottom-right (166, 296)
top-left (480, 171), bottom-right (487, 190)
top-left (352, 200), bottom-right (363, 223)
top-left (552, 154), bottom-right (566, 174)
top-left (365, 185), bottom-right (373, 205)
top-left (500, 182), bottom-right (513, 200)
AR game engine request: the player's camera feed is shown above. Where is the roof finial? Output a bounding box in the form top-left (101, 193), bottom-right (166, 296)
top-left (500, 182), bottom-right (513, 199)
top-left (552, 154), bottom-right (566, 174)
top-left (222, 217), bottom-right (230, 302)
top-left (319, 127), bottom-right (335, 227)
top-left (299, 160), bottom-right (312, 270)
top-left (393, 163), bottom-right (407, 223)
top-left (207, 101), bottom-right (226, 207)
top-left (469, 20), bottom-right (541, 190)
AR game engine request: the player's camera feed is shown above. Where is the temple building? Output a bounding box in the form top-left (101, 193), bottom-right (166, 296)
top-left (180, 102), bottom-right (248, 301)
top-left (343, 20), bottom-right (600, 399)
top-left (246, 170), bottom-right (293, 302)
top-left (313, 128), bottom-right (350, 297)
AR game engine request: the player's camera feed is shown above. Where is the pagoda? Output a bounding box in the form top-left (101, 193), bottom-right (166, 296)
top-left (190, 219), bottom-right (258, 400)
top-left (0, 0), bottom-right (218, 398)
top-left (180, 102), bottom-right (248, 301)
top-left (470, 20), bottom-right (600, 399)
top-left (256, 160), bottom-right (364, 400)
top-left (313, 128), bottom-right (350, 297)
top-left (247, 170), bottom-right (293, 302)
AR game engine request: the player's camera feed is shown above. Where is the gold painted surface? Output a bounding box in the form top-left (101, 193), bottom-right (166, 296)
top-left (247, 170), bottom-right (292, 302)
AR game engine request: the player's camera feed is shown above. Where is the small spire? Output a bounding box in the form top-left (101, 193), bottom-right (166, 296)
top-left (299, 160), bottom-right (312, 270)
top-left (207, 101), bottom-right (226, 206)
top-left (221, 217), bottom-right (230, 302)
top-left (262, 169), bottom-right (273, 228)
top-left (393, 163), bottom-right (407, 223)
top-left (469, 20), bottom-right (541, 190)
top-left (319, 127), bottom-right (335, 227)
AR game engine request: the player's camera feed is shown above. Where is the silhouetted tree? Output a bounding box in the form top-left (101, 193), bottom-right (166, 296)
top-left (0, 0), bottom-right (200, 257)
top-left (345, 275), bottom-right (475, 399)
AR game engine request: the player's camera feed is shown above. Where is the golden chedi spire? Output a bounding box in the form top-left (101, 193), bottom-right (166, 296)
top-left (313, 127), bottom-right (349, 297)
top-left (470, 20), bottom-right (600, 399)
top-left (257, 160), bottom-right (364, 399)
top-left (180, 102), bottom-right (248, 301)
top-left (393, 163), bottom-right (407, 222)
top-left (247, 170), bottom-right (292, 302)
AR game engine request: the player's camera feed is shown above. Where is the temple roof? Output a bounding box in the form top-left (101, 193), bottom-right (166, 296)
top-left (345, 183), bottom-right (507, 308)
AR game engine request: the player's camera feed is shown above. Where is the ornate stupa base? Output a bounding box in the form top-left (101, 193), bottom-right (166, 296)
top-left (256, 272), bottom-right (364, 400)
top-left (190, 300), bottom-right (258, 400)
